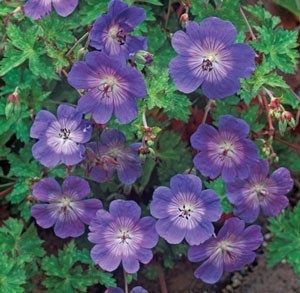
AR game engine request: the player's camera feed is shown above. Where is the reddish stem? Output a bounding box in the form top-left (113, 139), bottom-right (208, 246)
top-left (156, 262), bottom-right (168, 293)
top-left (262, 95), bottom-right (275, 135)
top-left (274, 136), bottom-right (300, 152)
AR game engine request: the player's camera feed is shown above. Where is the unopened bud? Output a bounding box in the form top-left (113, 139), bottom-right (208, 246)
top-left (77, 47), bottom-right (88, 60)
top-left (281, 111), bottom-right (293, 122)
top-left (5, 91), bottom-right (21, 120)
top-left (180, 13), bottom-right (189, 27)
top-left (274, 112), bottom-right (281, 120)
top-left (269, 98), bottom-right (280, 109)
top-left (131, 50), bottom-right (153, 65)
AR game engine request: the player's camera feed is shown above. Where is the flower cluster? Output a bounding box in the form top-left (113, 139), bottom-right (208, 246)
top-left (27, 0), bottom-right (295, 290)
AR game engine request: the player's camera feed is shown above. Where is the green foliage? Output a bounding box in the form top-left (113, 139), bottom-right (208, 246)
top-left (146, 67), bottom-right (191, 122)
top-left (245, 5), bottom-right (299, 74)
top-left (241, 104), bottom-right (265, 132)
top-left (41, 242), bottom-right (116, 292)
top-left (0, 254), bottom-right (26, 293)
top-left (0, 218), bottom-right (45, 263)
top-left (239, 62), bottom-right (289, 104)
top-left (191, 0), bottom-right (245, 29)
top-left (267, 203), bottom-right (300, 276)
top-left (156, 131), bottom-right (192, 185)
top-left (205, 177), bottom-right (233, 214)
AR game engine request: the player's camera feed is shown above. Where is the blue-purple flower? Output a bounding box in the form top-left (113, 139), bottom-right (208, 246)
top-left (90, 0), bottom-right (147, 59)
top-left (106, 286), bottom-right (148, 293)
top-left (226, 160), bottom-right (293, 223)
top-left (31, 177), bottom-right (102, 239)
top-left (24, 0), bottom-right (78, 20)
top-left (191, 115), bottom-right (259, 182)
top-left (30, 105), bottom-right (92, 168)
top-left (188, 217), bottom-right (263, 284)
top-left (150, 174), bottom-right (222, 245)
top-left (169, 17), bottom-right (255, 99)
top-left (86, 129), bottom-right (142, 185)
top-left (67, 51), bottom-right (147, 124)
top-left (88, 200), bottom-right (158, 273)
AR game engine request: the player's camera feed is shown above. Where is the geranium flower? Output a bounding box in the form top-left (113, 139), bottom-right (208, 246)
top-left (188, 218), bottom-right (263, 284)
top-left (67, 51), bottom-right (147, 124)
top-left (190, 115), bottom-right (259, 182)
top-left (90, 0), bottom-right (147, 58)
top-left (150, 174), bottom-right (222, 245)
top-left (226, 160), bottom-right (293, 223)
top-left (31, 177), bottom-right (102, 239)
top-left (24, 0), bottom-right (78, 20)
top-left (30, 104), bottom-right (92, 168)
top-left (169, 17), bottom-right (255, 99)
top-left (88, 200), bottom-right (158, 273)
top-left (86, 129), bottom-right (142, 185)
top-left (106, 286), bottom-right (148, 293)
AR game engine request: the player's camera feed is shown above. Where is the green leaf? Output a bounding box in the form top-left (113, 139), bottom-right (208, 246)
top-left (267, 202), bottom-right (300, 276)
top-left (156, 131), bottom-right (192, 185)
top-left (241, 104), bottom-right (265, 132)
top-left (42, 242), bottom-right (116, 292)
top-left (0, 254), bottom-right (26, 293)
top-left (205, 177), bottom-right (233, 214)
top-left (146, 67), bottom-right (191, 122)
top-left (0, 218), bottom-right (45, 263)
top-left (246, 5), bottom-right (299, 74)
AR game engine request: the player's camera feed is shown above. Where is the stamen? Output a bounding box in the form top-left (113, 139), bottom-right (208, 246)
top-left (202, 59), bottom-right (213, 71)
top-left (59, 128), bottom-right (71, 140)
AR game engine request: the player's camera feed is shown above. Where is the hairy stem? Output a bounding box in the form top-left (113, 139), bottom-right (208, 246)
top-left (202, 99), bottom-right (214, 124)
top-left (240, 7), bottom-right (256, 41)
top-left (165, 0), bottom-right (172, 28)
top-left (65, 32), bottom-right (89, 57)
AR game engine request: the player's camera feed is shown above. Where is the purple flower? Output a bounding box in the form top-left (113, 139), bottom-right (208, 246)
top-left (86, 129), bottom-right (142, 185)
top-left (150, 174), bottom-right (222, 245)
top-left (169, 17), bottom-right (255, 99)
top-left (188, 217), bottom-right (263, 284)
top-left (31, 177), bottom-right (102, 239)
top-left (106, 286), bottom-right (148, 293)
top-left (67, 51), bottom-right (147, 124)
top-left (30, 105), bottom-right (92, 168)
top-left (191, 115), bottom-right (259, 182)
top-left (88, 200), bottom-right (158, 273)
top-left (226, 160), bottom-right (293, 223)
top-left (24, 0), bottom-right (78, 20)
top-left (90, 0), bottom-right (147, 59)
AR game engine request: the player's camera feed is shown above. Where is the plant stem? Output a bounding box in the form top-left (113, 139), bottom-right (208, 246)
top-left (165, 0), bottom-right (172, 28)
top-left (123, 268), bottom-right (129, 293)
top-left (274, 136), bottom-right (300, 152)
top-left (240, 7), bottom-right (256, 41)
top-left (142, 111), bottom-right (149, 129)
top-left (262, 94), bottom-right (274, 135)
top-left (202, 99), bottom-right (214, 124)
top-left (156, 261), bottom-right (168, 293)
top-left (65, 32), bottom-right (89, 57)
top-left (289, 88), bottom-right (300, 103)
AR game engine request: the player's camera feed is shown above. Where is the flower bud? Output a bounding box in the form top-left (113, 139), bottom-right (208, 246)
top-left (269, 98), bottom-right (280, 109)
top-left (5, 92), bottom-right (21, 120)
top-left (281, 111), bottom-right (293, 122)
top-left (131, 50), bottom-right (153, 65)
top-left (180, 13), bottom-right (189, 27)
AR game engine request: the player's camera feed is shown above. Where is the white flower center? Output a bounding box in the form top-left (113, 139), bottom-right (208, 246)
top-left (178, 204), bottom-right (193, 220)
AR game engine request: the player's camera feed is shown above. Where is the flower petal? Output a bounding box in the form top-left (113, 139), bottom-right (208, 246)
top-left (62, 176), bottom-right (90, 200)
top-left (155, 217), bottom-right (185, 244)
top-left (33, 178), bottom-right (62, 202)
top-left (31, 204), bottom-right (59, 228)
top-left (24, 0), bottom-right (52, 19)
top-left (52, 0), bottom-right (78, 17)
top-left (109, 200), bottom-right (141, 222)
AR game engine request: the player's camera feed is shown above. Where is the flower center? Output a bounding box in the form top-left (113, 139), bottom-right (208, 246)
top-left (117, 229), bottom-right (131, 244)
top-left (178, 204), bottom-right (193, 220)
top-left (202, 54), bottom-right (217, 71)
top-left (109, 26), bottom-right (127, 45)
top-left (98, 77), bottom-right (117, 98)
top-left (59, 128), bottom-right (71, 140)
top-left (220, 141), bottom-right (235, 158)
top-left (253, 184), bottom-right (268, 199)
